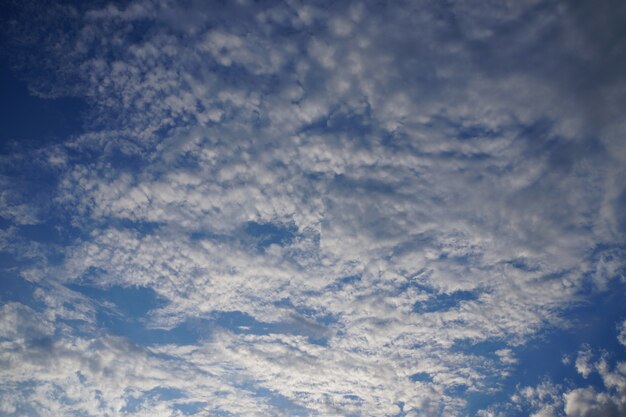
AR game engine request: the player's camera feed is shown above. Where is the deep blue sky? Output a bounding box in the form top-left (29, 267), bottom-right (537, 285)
top-left (1, 1), bottom-right (625, 416)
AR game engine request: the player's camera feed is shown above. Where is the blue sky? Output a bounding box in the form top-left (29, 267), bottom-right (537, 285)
top-left (1, 1), bottom-right (625, 416)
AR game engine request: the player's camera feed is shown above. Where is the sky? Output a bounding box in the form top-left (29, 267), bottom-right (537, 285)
top-left (0, 0), bottom-right (625, 416)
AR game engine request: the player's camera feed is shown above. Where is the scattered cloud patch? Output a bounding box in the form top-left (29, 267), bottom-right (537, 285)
top-left (0, 0), bottom-right (625, 416)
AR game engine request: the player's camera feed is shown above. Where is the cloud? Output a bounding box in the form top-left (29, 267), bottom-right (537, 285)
top-left (1, 0), bottom-right (625, 416)
top-left (564, 388), bottom-right (624, 417)
top-left (576, 346), bottom-right (594, 379)
top-left (0, 303), bottom-right (285, 416)
top-left (502, 330), bottom-right (626, 417)
top-left (0, 302), bottom-right (54, 341)
top-left (515, 380), bottom-right (564, 417)
top-left (619, 321), bottom-right (626, 347)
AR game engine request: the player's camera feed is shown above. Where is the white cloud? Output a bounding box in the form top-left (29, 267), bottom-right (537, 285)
top-left (513, 380), bottom-right (564, 417)
top-left (564, 388), bottom-right (623, 417)
top-left (495, 348), bottom-right (518, 366)
top-left (564, 354), bottom-right (626, 417)
top-left (1, 0), bottom-right (625, 416)
top-left (0, 303), bottom-right (54, 341)
top-left (576, 346), bottom-right (594, 379)
top-left (477, 319), bottom-right (626, 417)
top-left (0, 306), bottom-right (283, 416)
top-left (619, 320), bottom-right (626, 347)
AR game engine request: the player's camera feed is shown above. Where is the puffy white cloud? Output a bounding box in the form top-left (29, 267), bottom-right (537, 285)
top-left (576, 346), bottom-right (594, 379)
top-left (564, 388), bottom-right (623, 417)
top-left (1, 0), bottom-right (625, 416)
top-left (552, 342), bottom-right (626, 417)
top-left (513, 380), bottom-right (564, 417)
top-left (0, 302), bottom-right (54, 341)
top-left (0, 303), bottom-right (284, 416)
top-left (564, 361), bottom-right (626, 417)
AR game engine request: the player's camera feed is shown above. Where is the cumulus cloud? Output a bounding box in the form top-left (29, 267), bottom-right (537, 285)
top-left (0, 0), bottom-right (625, 416)
top-left (516, 380), bottom-right (564, 417)
top-left (0, 302), bottom-right (54, 341)
top-left (502, 331), bottom-right (626, 417)
top-left (564, 387), bottom-right (625, 417)
top-left (0, 305), bottom-right (284, 416)
top-left (576, 346), bottom-right (595, 379)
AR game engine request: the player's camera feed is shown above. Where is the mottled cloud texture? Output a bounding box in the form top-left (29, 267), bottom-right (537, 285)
top-left (0, 0), bottom-right (625, 416)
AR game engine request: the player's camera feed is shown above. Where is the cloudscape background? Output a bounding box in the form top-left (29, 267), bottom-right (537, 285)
top-left (1, 0), bottom-right (625, 416)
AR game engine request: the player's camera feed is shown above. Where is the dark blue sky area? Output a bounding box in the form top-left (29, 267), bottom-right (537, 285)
top-left (0, 60), bottom-right (86, 150)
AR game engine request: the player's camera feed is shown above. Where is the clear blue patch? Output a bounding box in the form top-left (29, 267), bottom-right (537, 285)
top-left (62, 281), bottom-right (205, 343)
top-left (0, 217), bottom-right (12, 229)
top-left (438, 149), bottom-right (491, 161)
top-left (217, 310), bottom-right (275, 334)
top-left (325, 107), bottom-right (373, 137)
top-left (18, 221), bottom-right (73, 245)
top-left (0, 250), bottom-right (25, 269)
top-left (189, 230), bottom-right (226, 241)
top-left (325, 274), bottom-right (362, 291)
top-left (65, 284), bottom-right (207, 345)
top-left (26, 335), bottom-right (56, 350)
top-left (96, 313), bottom-right (202, 346)
top-left (147, 387), bottom-right (185, 400)
top-left (93, 307), bottom-right (334, 348)
top-left (68, 284), bottom-right (165, 318)
top-left (298, 104), bottom-right (372, 138)
top-left (507, 258), bottom-right (540, 272)
top-left (108, 149), bottom-right (148, 171)
top-left (436, 252), bottom-right (481, 266)
top-left (108, 219), bottom-right (162, 235)
top-left (0, 273), bottom-right (38, 307)
top-left (444, 384), bottom-right (468, 397)
top-left (173, 401), bottom-right (208, 415)
top-left (172, 152), bottom-right (202, 171)
top-left (413, 290), bottom-right (479, 313)
top-left (456, 124), bottom-right (500, 141)
top-left (285, 314), bottom-right (331, 346)
top-left (273, 298), bottom-right (338, 326)
top-left (122, 387), bottom-right (186, 413)
top-left (331, 173), bottom-right (395, 195)
top-left (244, 221), bottom-right (297, 249)
top-left (250, 386), bottom-right (312, 417)
top-left (217, 310), bottom-right (332, 346)
top-left (451, 339), bottom-right (508, 356)
top-left (409, 372), bottom-right (433, 383)
top-left (0, 63), bottom-right (86, 148)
